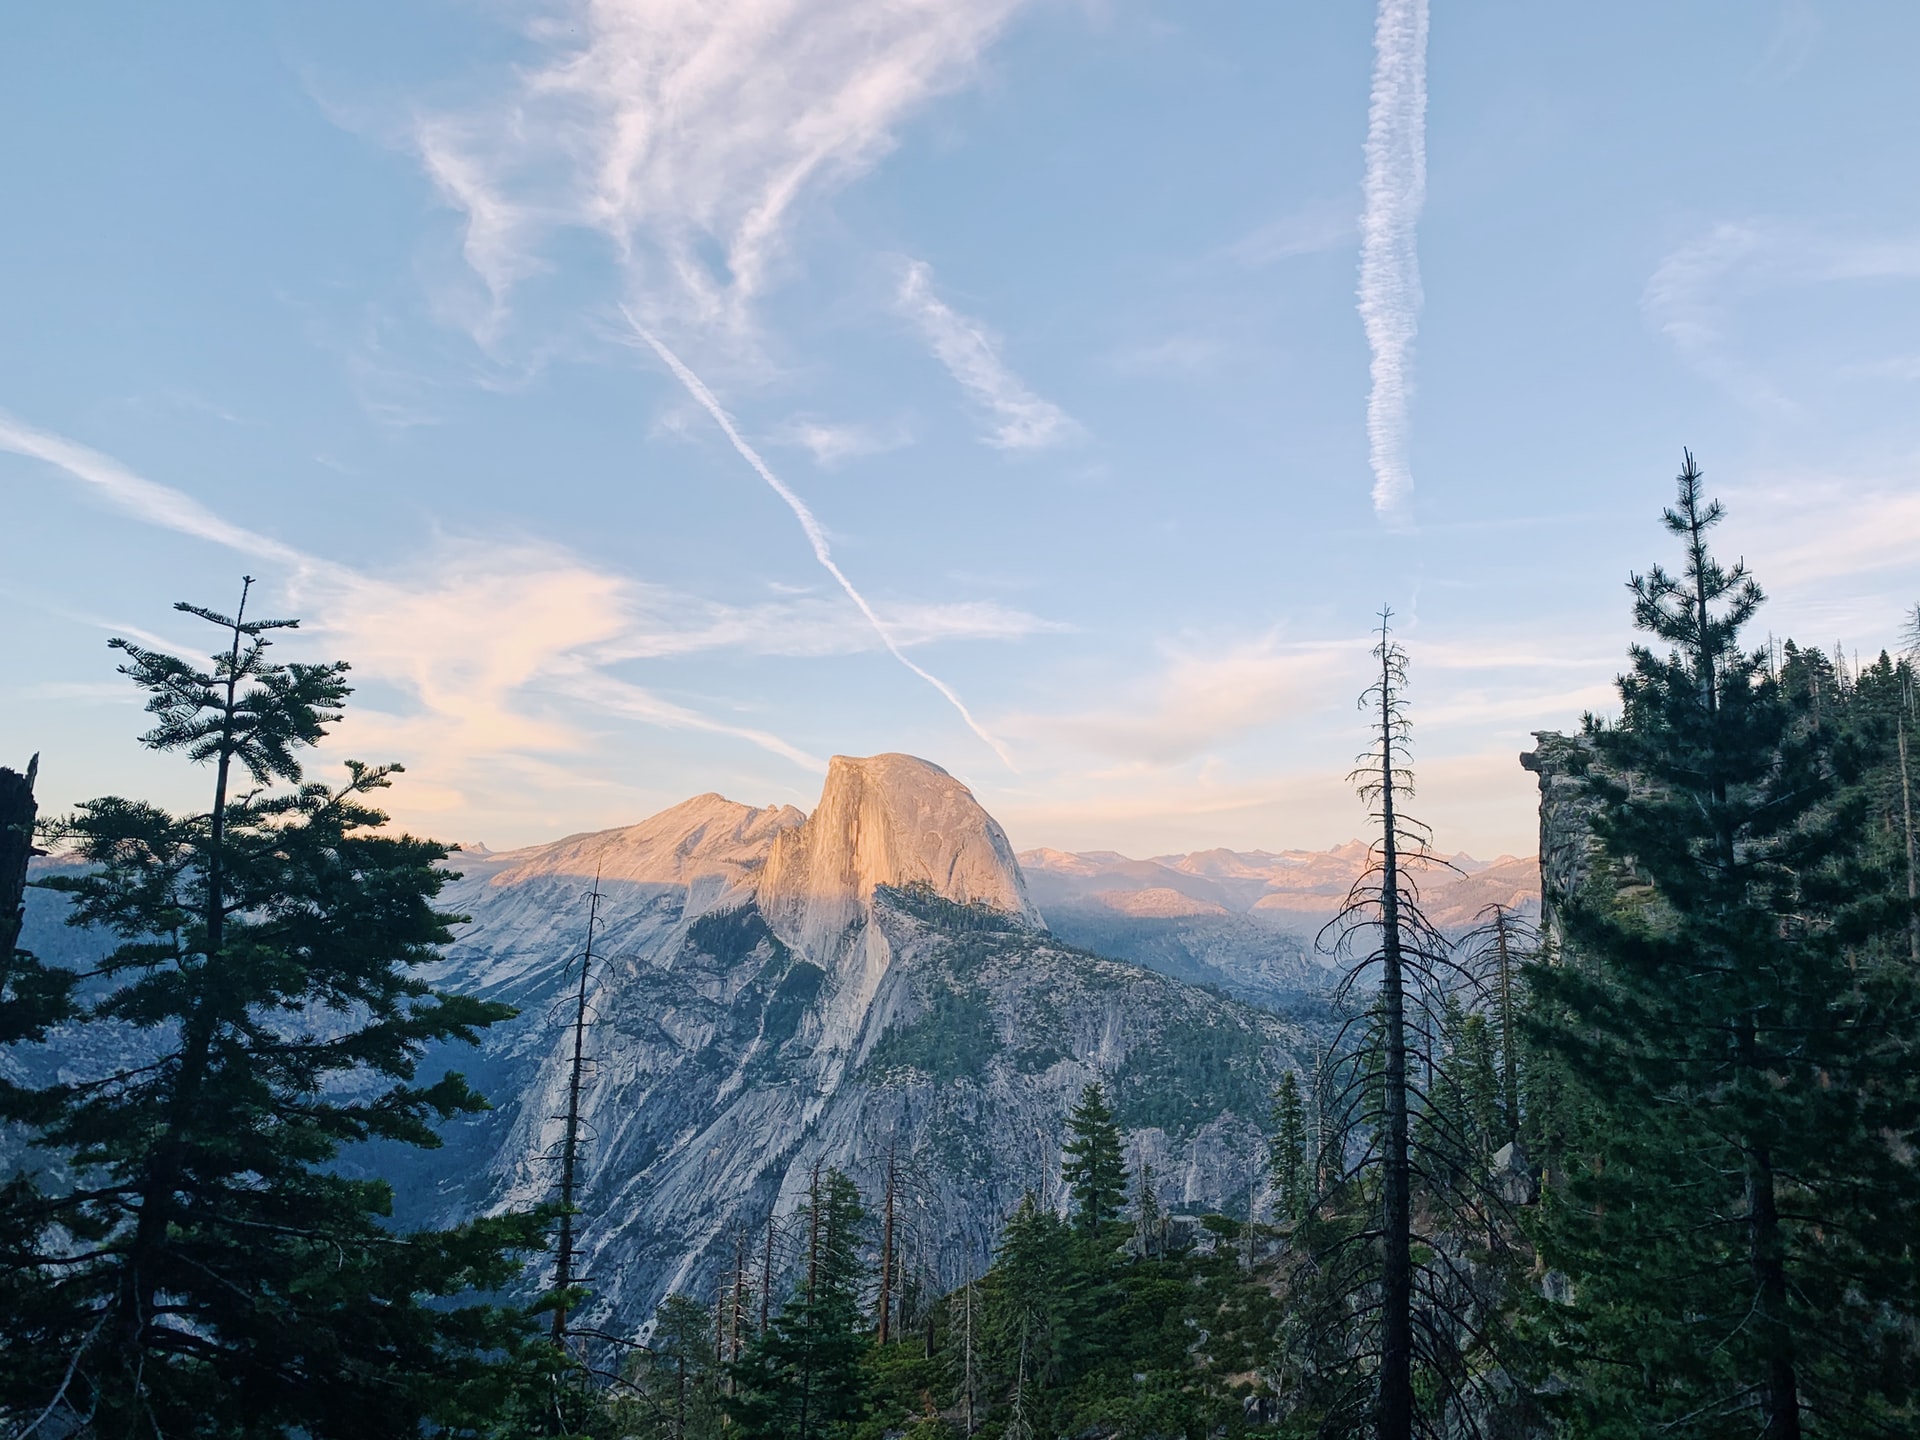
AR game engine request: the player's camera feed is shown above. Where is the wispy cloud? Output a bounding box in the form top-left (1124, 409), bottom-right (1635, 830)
top-left (895, 260), bottom-right (1079, 450)
top-left (629, 318), bottom-right (1018, 768)
top-left (1726, 471), bottom-right (1920, 592)
top-left (1356, 0), bottom-right (1429, 527)
top-left (1005, 634), bottom-right (1360, 767)
top-left (1225, 198), bottom-right (1356, 268)
top-left (413, 0), bottom-right (1028, 340)
top-left (1751, 0), bottom-right (1821, 83)
top-left (1, 412), bottom-right (833, 780)
top-left (772, 416), bottom-right (913, 467)
top-left (1104, 335), bottom-right (1226, 378)
top-left (1644, 222), bottom-right (1920, 411)
top-left (601, 588), bottom-right (1064, 660)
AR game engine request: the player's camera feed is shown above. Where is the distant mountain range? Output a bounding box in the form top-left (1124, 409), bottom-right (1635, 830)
top-left (1018, 841), bottom-right (1537, 1012)
top-left (17, 754), bottom-right (1538, 1336)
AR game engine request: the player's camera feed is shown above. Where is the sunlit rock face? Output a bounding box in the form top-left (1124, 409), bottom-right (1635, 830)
top-left (373, 754), bottom-right (1310, 1337)
top-left (761, 752), bottom-right (1043, 945)
top-left (757, 753), bottom-right (1043, 1069)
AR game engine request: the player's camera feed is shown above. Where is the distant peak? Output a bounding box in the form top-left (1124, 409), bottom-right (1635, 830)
top-left (760, 753), bottom-right (1042, 956)
top-left (487, 794), bottom-right (804, 887)
top-left (824, 752), bottom-right (954, 782)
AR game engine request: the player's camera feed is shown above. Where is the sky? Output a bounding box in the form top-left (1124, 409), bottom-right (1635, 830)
top-left (5, 0), bottom-right (1919, 861)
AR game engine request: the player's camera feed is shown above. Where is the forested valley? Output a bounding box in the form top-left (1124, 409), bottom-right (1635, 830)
top-left (4, 454), bottom-right (1919, 1438)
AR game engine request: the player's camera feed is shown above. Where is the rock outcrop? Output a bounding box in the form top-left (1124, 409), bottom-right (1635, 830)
top-left (1519, 730), bottom-right (1605, 948)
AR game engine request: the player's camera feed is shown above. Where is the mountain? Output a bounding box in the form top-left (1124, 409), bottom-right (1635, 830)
top-left (1019, 843), bottom-right (1539, 1008)
top-left (371, 754), bottom-right (1312, 1333)
top-left (11, 755), bottom-right (1529, 1338)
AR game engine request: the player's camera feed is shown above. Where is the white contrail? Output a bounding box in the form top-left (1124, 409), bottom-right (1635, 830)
top-left (1357, 0), bottom-right (1429, 528)
top-left (628, 313), bottom-right (1017, 770)
top-left (896, 260), bottom-right (1077, 451)
top-left (0, 410), bottom-right (315, 571)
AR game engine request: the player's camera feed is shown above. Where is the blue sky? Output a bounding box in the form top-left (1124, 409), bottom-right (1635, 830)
top-left (5, 1), bottom-right (1918, 859)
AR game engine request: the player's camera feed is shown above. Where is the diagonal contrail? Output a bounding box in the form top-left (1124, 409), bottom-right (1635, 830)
top-left (1357, 0), bottom-right (1429, 528)
top-left (627, 312), bottom-right (1017, 770)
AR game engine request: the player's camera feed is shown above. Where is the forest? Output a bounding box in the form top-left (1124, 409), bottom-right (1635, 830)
top-left (3, 453), bottom-right (1918, 1439)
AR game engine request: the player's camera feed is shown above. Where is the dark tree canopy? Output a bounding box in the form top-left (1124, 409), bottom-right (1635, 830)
top-left (0, 583), bottom-right (544, 1439)
top-left (1526, 454), bottom-right (1920, 1437)
top-left (1061, 1082), bottom-right (1126, 1233)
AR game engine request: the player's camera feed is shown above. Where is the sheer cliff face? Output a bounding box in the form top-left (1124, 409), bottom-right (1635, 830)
top-left (757, 754), bottom-right (1043, 1055)
top-left (760, 753), bottom-right (1042, 941)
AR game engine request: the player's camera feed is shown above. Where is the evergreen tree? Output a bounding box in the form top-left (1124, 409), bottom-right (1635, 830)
top-left (1061, 1083), bottom-right (1125, 1233)
top-left (981, 1192), bottom-right (1091, 1425)
top-left (728, 1166), bottom-right (871, 1439)
top-left (1527, 454), bottom-right (1920, 1436)
top-left (1420, 1000), bottom-right (1501, 1199)
top-left (619, 1293), bottom-right (723, 1440)
top-left (0, 584), bottom-right (543, 1439)
top-left (1268, 1071), bottom-right (1310, 1224)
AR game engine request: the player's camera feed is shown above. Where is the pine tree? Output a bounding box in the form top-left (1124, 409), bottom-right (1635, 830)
top-left (728, 1166), bottom-right (871, 1439)
top-left (1420, 1000), bottom-right (1501, 1198)
top-left (0, 583), bottom-right (543, 1439)
top-left (1061, 1082), bottom-right (1125, 1234)
top-left (1268, 1071), bottom-right (1310, 1224)
top-left (1527, 454), bottom-right (1920, 1436)
top-left (981, 1192), bottom-right (1090, 1425)
top-left (626, 1293), bottom-right (722, 1440)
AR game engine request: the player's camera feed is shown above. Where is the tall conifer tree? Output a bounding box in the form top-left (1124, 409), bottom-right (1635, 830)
top-left (1528, 454), bottom-right (1920, 1436)
top-left (1061, 1083), bottom-right (1125, 1234)
top-left (0, 584), bottom-right (543, 1439)
top-left (728, 1166), bottom-right (871, 1439)
top-left (1268, 1071), bottom-right (1310, 1224)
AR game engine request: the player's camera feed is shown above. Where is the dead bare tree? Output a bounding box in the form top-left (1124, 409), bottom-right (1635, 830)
top-left (549, 870), bottom-right (605, 1344)
top-left (1292, 612), bottom-right (1517, 1440)
top-left (0, 755), bottom-right (37, 960)
top-left (1460, 902), bottom-right (1540, 1147)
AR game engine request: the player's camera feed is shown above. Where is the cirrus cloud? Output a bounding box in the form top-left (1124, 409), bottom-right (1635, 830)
top-left (414, 0), bottom-right (1031, 341)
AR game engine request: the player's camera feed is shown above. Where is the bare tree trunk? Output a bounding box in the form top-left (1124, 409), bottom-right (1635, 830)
top-left (760, 1212), bottom-right (775, 1333)
top-left (0, 755), bottom-right (37, 959)
top-left (799, 1164), bottom-right (821, 1440)
top-left (1900, 721), bottom-right (1918, 965)
top-left (551, 875), bottom-right (603, 1343)
top-left (877, 1140), bottom-right (897, 1343)
top-left (1747, 1139), bottom-right (1802, 1439)
top-left (729, 1227), bottom-right (748, 1393)
top-left (1375, 632), bottom-right (1414, 1440)
top-left (962, 1278), bottom-right (976, 1435)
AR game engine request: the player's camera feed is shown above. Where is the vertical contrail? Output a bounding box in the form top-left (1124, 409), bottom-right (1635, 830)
top-left (627, 312), bottom-right (1017, 770)
top-left (1357, 0), bottom-right (1429, 528)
